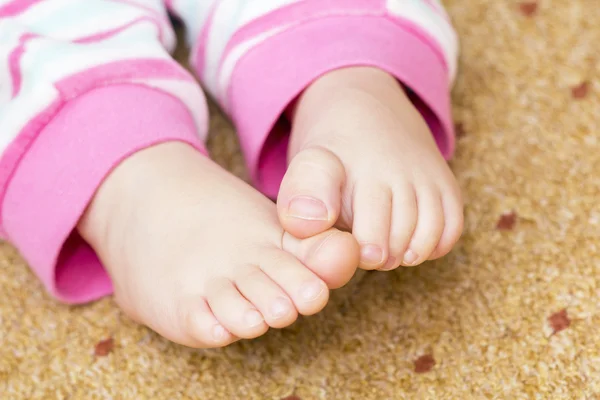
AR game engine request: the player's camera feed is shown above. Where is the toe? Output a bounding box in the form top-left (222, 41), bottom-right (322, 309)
top-left (277, 147), bottom-right (345, 238)
top-left (429, 186), bottom-right (464, 260)
top-left (351, 182), bottom-right (393, 270)
top-left (133, 295), bottom-right (238, 349)
top-left (235, 266), bottom-right (298, 329)
top-left (181, 298), bottom-right (238, 348)
top-left (401, 187), bottom-right (445, 266)
top-left (206, 278), bottom-right (269, 339)
top-left (259, 248), bottom-right (329, 316)
top-left (381, 182), bottom-right (418, 271)
top-left (282, 228), bottom-right (360, 289)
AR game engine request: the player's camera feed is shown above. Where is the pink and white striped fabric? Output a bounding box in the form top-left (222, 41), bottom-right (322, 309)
top-left (0, 0), bottom-right (458, 303)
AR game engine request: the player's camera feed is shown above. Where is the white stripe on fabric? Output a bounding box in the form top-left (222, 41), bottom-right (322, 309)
top-left (201, 0), bottom-right (301, 96)
top-left (386, 0), bottom-right (458, 82)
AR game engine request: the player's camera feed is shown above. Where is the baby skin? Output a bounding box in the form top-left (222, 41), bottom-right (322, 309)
top-left (77, 67), bottom-right (463, 348)
top-left (279, 67), bottom-right (464, 270)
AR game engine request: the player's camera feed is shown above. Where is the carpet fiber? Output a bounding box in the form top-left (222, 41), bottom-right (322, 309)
top-left (2, 1), bottom-right (600, 398)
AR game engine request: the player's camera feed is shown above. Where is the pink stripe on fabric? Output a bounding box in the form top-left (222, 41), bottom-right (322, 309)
top-left (421, 0), bottom-right (447, 15)
top-left (420, 0), bottom-right (450, 20)
top-left (220, 0), bottom-right (386, 69)
top-left (105, 0), bottom-right (172, 35)
top-left (422, 0), bottom-right (439, 9)
top-left (226, 15), bottom-right (454, 198)
top-left (105, 0), bottom-right (164, 17)
top-left (0, 0), bottom-right (43, 17)
top-left (191, 1), bottom-right (218, 80)
top-left (2, 84), bottom-right (207, 303)
top-left (75, 16), bottom-right (164, 44)
top-left (54, 58), bottom-right (193, 97)
top-left (9, 33), bottom-right (37, 97)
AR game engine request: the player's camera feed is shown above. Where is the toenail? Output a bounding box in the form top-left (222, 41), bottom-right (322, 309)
top-left (271, 297), bottom-right (292, 319)
top-left (212, 324), bottom-right (227, 341)
top-left (380, 256), bottom-right (398, 271)
top-left (403, 249), bottom-right (419, 266)
top-left (287, 196), bottom-right (328, 220)
top-left (360, 243), bottom-right (384, 266)
top-left (244, 309), bottom-right (264, 327)
top-left (300, 281), bottom-right (325, 302)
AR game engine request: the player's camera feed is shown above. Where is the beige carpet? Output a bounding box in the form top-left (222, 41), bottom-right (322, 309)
top-left (2, 1), bottom-right (600, 398)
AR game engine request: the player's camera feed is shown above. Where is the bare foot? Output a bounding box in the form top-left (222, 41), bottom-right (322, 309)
top-left (78, 142), bottom-right (359, 348)
top-left (277, 67), bottom-right (463, 271)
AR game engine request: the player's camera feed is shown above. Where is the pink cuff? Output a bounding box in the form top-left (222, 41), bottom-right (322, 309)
top-left (227, 15), bottom-right (455, 198)
top-left (2, 85), bottom-right (207, 304)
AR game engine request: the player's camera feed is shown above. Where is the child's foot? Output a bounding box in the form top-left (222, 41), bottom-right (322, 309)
top-left (277, 67), bottom-right (463, 271)
top-left (78, 143), bottom-right (359, 348)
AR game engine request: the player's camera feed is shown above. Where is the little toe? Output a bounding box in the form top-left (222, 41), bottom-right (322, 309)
top-left (282, 228), bottom-right (360, 289)
top-left (235, 267), bottom-right (298, 329)
top-left (402, 187), bottom-right (445, 266)
top-left (351, 183), bottom-right (393, 270)
top-left (429, 188), bottom-right (464, 260)
top-left (206, 278), bottom-right (268, 339)
top-left (278, 147), bottom-right (345, 238)
top-left (259, 248), bottom-right (329, 316)
top-left (380, 183), bottom-right (418, 271)
top-left (132, 294), bottom-right (238, 349)
top-left (181, 298), bottom-right (237, 348)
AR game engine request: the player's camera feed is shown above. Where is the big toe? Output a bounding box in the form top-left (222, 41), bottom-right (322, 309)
top-left (277, 147), bottom-right (346, 239)
top-left (283, 228), bottom-right (359, 289)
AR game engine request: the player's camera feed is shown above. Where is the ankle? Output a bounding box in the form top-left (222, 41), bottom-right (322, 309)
top-left (298, 67), bottom-right (405, 111)
top-left (77, 142), bottom-right (200, 249)
top-left (289, 67), bottom-right (407, 152)
top-left (77, 153), bottom-right (139, 251)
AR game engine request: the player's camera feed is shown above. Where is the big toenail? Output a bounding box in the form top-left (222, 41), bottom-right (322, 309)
top-left (300, 281), bottom-right (325, 302)
top-left (360, 244), bottom-right (384, 266)
top-left (380, 256), bottom-right (398, 271)
top-left (212, 324), bottom-right (227, 341)
top-left (271, 297), bottom-right (292, 318)
top-left (244, 309), bottom-right (264, 327)
top-left (287, 196), bottom-right (328, 220)
top-left (403, 250), bottom-right (419, 266)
